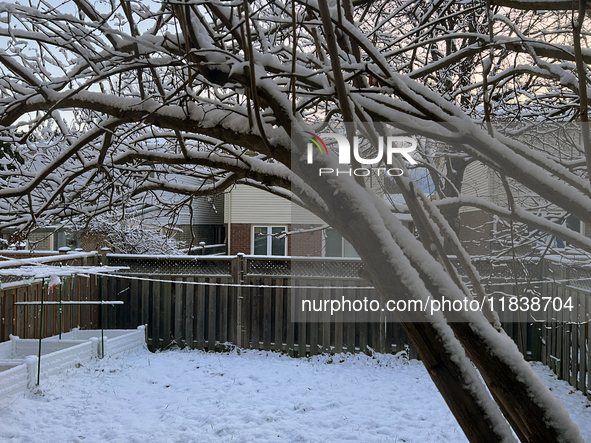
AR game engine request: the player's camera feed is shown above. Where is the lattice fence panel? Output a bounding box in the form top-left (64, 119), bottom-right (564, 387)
top-left (247, 258), bottom-right (365, 277)
top-left (107, 256), bottom-right (232, 276)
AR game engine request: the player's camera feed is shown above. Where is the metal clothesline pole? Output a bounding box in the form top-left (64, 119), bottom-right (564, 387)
top-left (16, 297), bottom-right (125, 385)
top-left (37, 278), bottom-right (45, 386)
top-left (59, 280), bottom-right (62, 340)
top-left (100, 275), bottom-right (104, 358)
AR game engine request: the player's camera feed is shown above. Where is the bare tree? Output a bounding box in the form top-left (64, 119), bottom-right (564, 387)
top-left (0, 0), bottom-right (589, 441)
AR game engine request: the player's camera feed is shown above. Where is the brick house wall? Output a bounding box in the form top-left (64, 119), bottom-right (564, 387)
top-left (289, 224), bottom-right (324, 256)
top-left (227, 223), bottom-right (324, 256)
top-left (228, 223), bottom-right (251, 255)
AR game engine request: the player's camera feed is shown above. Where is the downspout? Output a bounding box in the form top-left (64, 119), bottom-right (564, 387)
top-left (227, 192), bottom-right (232, 255)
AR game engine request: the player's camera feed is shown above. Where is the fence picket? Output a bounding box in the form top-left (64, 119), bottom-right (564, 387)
top-left (227, 280), bottom-right (237, 346)
top-left (251, 281), bottom-right (261, 350)
top-left (241, 283), bottom-right (251, 350)
top-left (152, 280), bottom-right (161, 350)
top-left (286, 287), bottom-right (295, 356)
top-left (219, 280), bottom-right (228, 347)
top-left (2, 288), bottom-right (13, 342)
top-left (570, 290), bottom-right (579, 388)
top-left (577, 290), bottom-right (586, 393)
top-left (196, 278), bottom-right (206, 350)
top-left (297, 284), bottom-right (306, 357)
top-left (130, 278), bottom-right (139, 330)
top-left (322, 284), bottom-right (331, 353)
top-left (273, 282), bottom-right (284, 352)
top-left (185, 278), bottom-right (195, 349)
top-left (309, 284), bottom-right (319, 357)
top-left (174, 278), bottom-right (184, 347)
top-left (208, 281), bottom-right (216, 351)
top-left (334, 306), bottom-right (343, 354)
top-left (263, 278), bottom-right (272, 352)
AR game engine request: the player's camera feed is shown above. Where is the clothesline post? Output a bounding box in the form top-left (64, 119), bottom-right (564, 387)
top-left (37, 278), bottom-right (45, 386)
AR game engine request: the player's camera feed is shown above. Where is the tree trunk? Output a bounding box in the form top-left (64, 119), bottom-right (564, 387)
top-left (316, 185), bottom-right (584, 442)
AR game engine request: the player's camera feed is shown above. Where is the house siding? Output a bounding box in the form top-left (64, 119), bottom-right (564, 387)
top-left (174, 194), bottom-right (224, 225)
top-left (225, 185), bottom-right (322, 224)
top-left (459, 210), bottom-right (493, 255)
top-left (460, 161), bottom-right (490, 212)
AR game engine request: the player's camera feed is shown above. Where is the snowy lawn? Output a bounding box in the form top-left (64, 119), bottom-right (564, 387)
top-left (1, 349), bottom-right (590, 443)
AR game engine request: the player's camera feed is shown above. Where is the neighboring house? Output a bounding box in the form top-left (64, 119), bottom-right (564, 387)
top-left (141, 175), bottom-right (226, 248)
top-left (459, 157), bottom-right (589, 255)
top-left (0, 227), bottom-right (71, 251)
top-left (457, 160), bottom-right (498, 255)
top-left (224, 184), bottom-right (323, 256)
top-left (224, 184), bottom-right (414, 257)
top-left (1, 180), bottom-right (226, 253)
top-left (78, 174), bottom-right (226, 253)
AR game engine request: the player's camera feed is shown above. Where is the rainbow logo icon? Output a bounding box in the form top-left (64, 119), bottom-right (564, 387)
top-left (304, 132), bottom-right (329, 155)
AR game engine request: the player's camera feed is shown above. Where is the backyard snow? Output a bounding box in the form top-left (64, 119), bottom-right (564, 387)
top-left (0, 349), bottom-right (589, 443)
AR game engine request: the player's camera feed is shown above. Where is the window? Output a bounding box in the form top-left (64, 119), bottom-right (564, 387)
top-left (252, 226), bottom-right (287, 256)
top-left (554, 215), bottom-right (583, 248)
top-left (212, 226), bottom-right (225, 245)
top-left (324, 228), bottom-right (358, 257)
top-left (566, 214), bottom-right (583, 235)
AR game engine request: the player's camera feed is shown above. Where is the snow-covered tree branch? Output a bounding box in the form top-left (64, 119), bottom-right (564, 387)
top-left (0, 0), bottom-right (588, 441)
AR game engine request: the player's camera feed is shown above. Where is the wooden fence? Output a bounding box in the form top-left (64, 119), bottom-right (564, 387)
top-left (485, 281), bottom-right (590, 398)
top-left (102, 273), bottom-right (414, 357)
top-left (0, 251), bottom-right (101, 343)
top-left (540, 283), bottom-right (590, 396)
top-left (0, 252), bottom-right (589, 398)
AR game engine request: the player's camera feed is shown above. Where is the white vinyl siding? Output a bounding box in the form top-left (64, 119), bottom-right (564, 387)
top-left (142, 175), bottom-right (224, 225)
top-left (175, 195), bottom-right (224, 225)
top-left (225, 185), bottom-right (322, 224)
top-left (460, 161), bottom-right (493, 212)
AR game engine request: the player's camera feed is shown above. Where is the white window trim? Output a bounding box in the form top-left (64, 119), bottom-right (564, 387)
top-left (252, 225), bottom-right (288, 256)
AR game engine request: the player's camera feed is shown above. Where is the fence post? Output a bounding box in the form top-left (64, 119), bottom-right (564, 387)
top-left (232, 253), bottom-right (246, 348)
top-left (539, 256), bottom-right (545, 282)
top-left (99, 248), bottom-right (110, 338)
top-left (100, 247), bottom-right (110, 266)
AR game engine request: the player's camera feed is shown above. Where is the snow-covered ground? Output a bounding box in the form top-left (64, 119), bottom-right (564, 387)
top-left (0, 349), bottom-right (589, 442)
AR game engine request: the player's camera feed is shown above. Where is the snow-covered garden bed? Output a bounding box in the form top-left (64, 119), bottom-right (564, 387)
top-left (0, 326), bottom-right (146, 399)
top-left (44, 326), bottom-right (147, 358)
top-left (0, 336), bottom-right (94, 391)
top-left (0, 359), bottom-right (32, 398)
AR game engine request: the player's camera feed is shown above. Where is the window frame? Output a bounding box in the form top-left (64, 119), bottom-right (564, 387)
top-left (321, 228), bottom-right (359, 258)
top-left (251, 225), bottom-right (288, 256)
